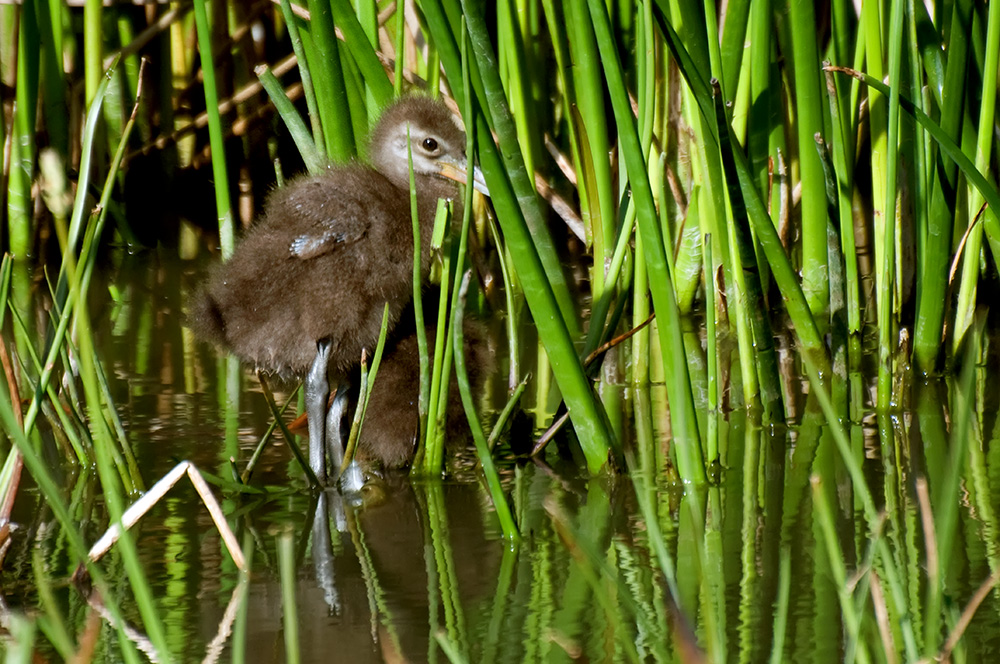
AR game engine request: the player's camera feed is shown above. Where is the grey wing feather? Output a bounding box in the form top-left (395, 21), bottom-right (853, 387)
top-left (277, 179), bottom-right (372, 260)
top-left (289, 222), bottom-right (366, 259)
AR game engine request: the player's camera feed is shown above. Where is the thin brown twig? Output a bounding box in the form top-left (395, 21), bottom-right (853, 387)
top-left (948, 201), bottom-right (989, 286)
top-left (532, 313), bottom-right (656, 455)
top-left (584, 313), bottom-right (656, 368)
top-left (869, 572), bottom-right (898, 664)
top-left (915, 478), bottom-right (939, 596)
top-left (939, 567), bottom-right (1000, 660)
top-left (823, 64), bottom-right (866, 81)
top-left (132, 57), bottom-right (148, 122)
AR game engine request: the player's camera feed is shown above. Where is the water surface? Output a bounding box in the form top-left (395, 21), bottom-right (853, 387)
top-left (3, 251), bottom-right (1000, 662)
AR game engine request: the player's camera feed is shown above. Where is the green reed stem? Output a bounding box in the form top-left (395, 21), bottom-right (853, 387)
top-left (192, 0), bottom-right (234, 259)
top-left (342, 304), bottom-right (390, 472)
top-left (0, 6), bottom-right (9, 180)
top-left (7, 1), bottom-right (39, 258)
top-left (823, 66), bottom-right (860, 336)
top-left (799, 357), bottom-right (918, 660)
top-left (630, 230), bottom-right (650, 385)
top-left (703, 234), bottom-right (718, 462)
top-left (811, 475), bottom-right (865, 653)
top-left (37, 1), bottom-right (68, 160)
top-left (358, 0), bottom-right (378, 121)
top-left (456, 0), bottom-right (580, 337)
top-left (425, 204), bottom-right (456, 471)
top-left (488, 375), bottom-right (528, 451)
top-left (875, 0), bottom-right (905, 411)
top-left (927, 312), bottom-right (982, 654)
top-left (454, 271), bottom-right (518, 541)
top-left (590, 0), bottom-right (703, 480)
top-left (654, 4), bottom-right (829, 376)
top-left (257, 65), bottom-right (324, 173)
top-left (278, 0), bottom-right (324, 153)
top-left (719, 0), bottom-right (750, 93)
top-left (304, 0), bottom-right (355, 161)
top-left (912, 0), bottom-right (971, 370)
top-left (767, 548), bottom-right (791, 664)
top-left (951, 0), bottom-right (1000, 355)
top-left (787, 0), bottom-right (829, 321)
top-left (407, 131), bottom-right (432, 473)
top-left (83, 0), bottom-right (101, 104)
top-left (746, 0), bottom-right (773, 192)
top-left (393, 2), bottom-right (405, 94)
top-left (431, 5), bottom-right (613, 472)
top-left (277, 529), bottom-right (301, 664)
top-left (487, 216), bottom-right (520, 390)
top-left (329, 0), bottom-right (392, 107)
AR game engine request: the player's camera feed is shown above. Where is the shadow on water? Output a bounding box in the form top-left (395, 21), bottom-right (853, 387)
top-left (3, 252), bottom-right (1000, 662)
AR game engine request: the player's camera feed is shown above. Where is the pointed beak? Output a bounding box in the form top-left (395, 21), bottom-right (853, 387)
top-left (439, 157), bottom-right (490, 197)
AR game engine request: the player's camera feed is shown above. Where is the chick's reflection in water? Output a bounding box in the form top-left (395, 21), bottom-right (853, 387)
top-left (296, 477), bottom-right (500, 664)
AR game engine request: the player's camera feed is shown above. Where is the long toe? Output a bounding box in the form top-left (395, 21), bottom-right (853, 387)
top-left (325, 381), bottom-right (351, 475)
top-left (338, 460), bottom-right (367, 497)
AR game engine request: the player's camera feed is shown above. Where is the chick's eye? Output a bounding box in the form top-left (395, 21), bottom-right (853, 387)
top-left (422, 137), bottom-right (439, 152)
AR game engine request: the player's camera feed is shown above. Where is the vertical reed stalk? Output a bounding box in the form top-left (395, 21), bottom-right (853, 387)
top-left (951, 0), bottom-right (1000, 355)
top-left (303, 0), bottom-right (356, 160)
top-left (192, 0), bottom-right (235, 258)
top-left (444, 0), bottom-right (614, 472)
top-left (912, 0), bottom-right (971, 370)
top-left (787, 0), bottom-right (830, 322)
top-left (875, 0), bottom-right (905, 410)
top-left (278, 0), bottom-right (325, 153)
top-left (83, 0), bottom-right (102, 104)
top-left (454, 271), bottom-right (518, 541)
top-left (329, 0), bottom-right (392, 108)
top-left (7, 1), bottom-right (39, 258)
top-left (590, 0), bottom-right (703, 481)
top-left (277, 529), bottom-right (300, 664)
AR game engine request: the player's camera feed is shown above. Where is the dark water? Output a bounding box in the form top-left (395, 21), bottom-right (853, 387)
top-left (3, 251), bottom-right (1000, 662)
